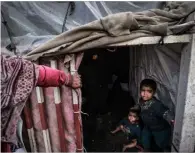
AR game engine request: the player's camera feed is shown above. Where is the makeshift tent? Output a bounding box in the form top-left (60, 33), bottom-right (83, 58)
top-left (1, 1), bottom-right (195, 152)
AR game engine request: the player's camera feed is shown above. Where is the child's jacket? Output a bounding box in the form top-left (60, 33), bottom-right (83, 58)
top-left (138, 97), bottom-right (174, 131)
top-left (119, 119), bottom-right (142, 144)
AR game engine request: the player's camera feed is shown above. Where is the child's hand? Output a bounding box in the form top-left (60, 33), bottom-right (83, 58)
top-left (120, 125), bottom-right (125, 132)
top-left (70, 73), bottom-right (81, 89)
top-left (110, 131), bottom-right (115, 134)
top-left (122, 145), bottom-right (127, 152)
top-left (171, 120), bottom-right (175, 124)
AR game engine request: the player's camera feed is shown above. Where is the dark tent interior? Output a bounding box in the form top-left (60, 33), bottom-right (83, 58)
top-left (78, 46), bottom-right (175, 152)
top-left (79, 48), bottom-right (136, 152)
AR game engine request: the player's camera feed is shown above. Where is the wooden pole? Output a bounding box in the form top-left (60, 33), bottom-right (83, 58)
top-left (70, 55), bottom-right (83, 152)
top-left (50, 60), bottom-right (66, 152)
top-left (172, 33), bottom-right (195, 152)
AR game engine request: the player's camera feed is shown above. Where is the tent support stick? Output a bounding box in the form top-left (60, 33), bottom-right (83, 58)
top-left (172, 33), bottom-right (195, 152)
top-left (70, 55), bottom-right (83, 152)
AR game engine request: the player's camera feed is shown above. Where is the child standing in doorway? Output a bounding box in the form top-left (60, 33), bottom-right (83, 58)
top-left (110, 107), bottom-right (144, 152)
top-left (138, 79), bottom-right (175, 152)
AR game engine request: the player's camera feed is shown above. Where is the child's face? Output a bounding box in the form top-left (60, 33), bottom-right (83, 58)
top-left (128, 112), bottom-right (139, 124)
top-left (140, 86), bottom-right (154, 101)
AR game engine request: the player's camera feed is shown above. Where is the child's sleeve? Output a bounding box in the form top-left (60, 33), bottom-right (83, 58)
top-left (153, 102), bottom-right (175, 124)
top-left (118, 119), bottom-right (126, 126)
top-left (136, 126), bottom-right (142, 140)
top-left (129, 125), bottom-right (141, 143)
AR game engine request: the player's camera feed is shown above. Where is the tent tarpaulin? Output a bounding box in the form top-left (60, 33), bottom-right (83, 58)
top-left (23, 2), bottom-right (195, 61)
top-left (129, 44), bottom-right (182, 112)
top-left (1, 2), bottom-right (162, 55)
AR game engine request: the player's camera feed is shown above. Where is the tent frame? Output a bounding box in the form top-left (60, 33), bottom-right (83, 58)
top-left (22, 34), bottom-right (195, 152)
top-left (107, 33), bottom-right (195, 152)
top-left (171, 33), bottom-right (195, 152)
top-left (109, 34), bottom-right (191, 46)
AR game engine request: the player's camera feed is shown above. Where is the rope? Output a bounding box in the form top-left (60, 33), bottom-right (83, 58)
top-left (83, 146), bottom-right (87, 152)
top-left (76, 146), bottom-right (87, 152)
top-left (172, 143), bottom-right (178, 152)
top-left (62, 2), bottom-right (71, 33)
top-left (1, 10), bottom-right (17, 55)
top-left (76, 148), bottom-right (83, 151)
top-left (74, 111), bottom-right (89, 116)
top-left (107, 48), bottom-right (117, 52)
top-left (71, 70), bottom-right (77, 72)
top-left (62, 2), bottom-right (75, 33)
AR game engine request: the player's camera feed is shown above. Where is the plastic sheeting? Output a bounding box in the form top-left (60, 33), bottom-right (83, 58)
top-left (129, 44), bottom-right (183, 112)
top-left (1, 2), bottom-right (163, 55)
top-left (1, 2), bottom-right (187, 151)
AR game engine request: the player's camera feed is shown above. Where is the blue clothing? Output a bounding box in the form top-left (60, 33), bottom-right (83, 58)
top-left (139, 97), bottom-right (174, 131)
top-left (138, 97), bottom-right (174, 151)
top-left (142, 126), bottom-right (171, 151)
top-left (119, 119), bottom-right (142, 144)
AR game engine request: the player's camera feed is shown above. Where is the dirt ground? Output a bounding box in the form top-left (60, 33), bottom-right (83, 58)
top-left (82, 112), bottom-right (127, 152)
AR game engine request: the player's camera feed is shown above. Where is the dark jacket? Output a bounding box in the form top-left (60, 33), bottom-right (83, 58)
top-left (138, 97), bottom-right (174, 131)
top-left (119, 119), bottom-right (142, 145)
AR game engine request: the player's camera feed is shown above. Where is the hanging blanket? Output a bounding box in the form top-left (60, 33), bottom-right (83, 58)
top-left (1, 55), bottom-right (39, 144)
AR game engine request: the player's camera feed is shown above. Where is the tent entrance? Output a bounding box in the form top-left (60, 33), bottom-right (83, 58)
top-left (20, 34), bottom-right (195, 152)
top-left (78, 41), bottom-right (186, 152)
top-left (78, 48), bottom-right (135, 152)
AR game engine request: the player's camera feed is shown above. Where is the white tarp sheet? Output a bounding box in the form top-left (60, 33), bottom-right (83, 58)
top-left (129, 44), bottom-right (183, 112)
top-left (1, 2), bottom-right (162, 55)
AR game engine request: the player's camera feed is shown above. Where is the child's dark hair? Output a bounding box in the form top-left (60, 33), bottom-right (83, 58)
top-left (140, 79), bottom-right (157, 92)
top-left (129, 105), bottom-right (141, 117)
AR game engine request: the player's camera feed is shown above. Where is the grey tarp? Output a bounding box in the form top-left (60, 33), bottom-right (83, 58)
top-left (129, 44), bottom-right (182, 112)
top-left (24, 2), bottom-right (195, 61)
top-left (1, 2), bottom-right (162, 55)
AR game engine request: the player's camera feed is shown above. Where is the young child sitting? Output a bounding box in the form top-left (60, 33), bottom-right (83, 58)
top-left (138, 79), bottom-right (175, 152)
top-left (110, 107), bottom-right (143, 152)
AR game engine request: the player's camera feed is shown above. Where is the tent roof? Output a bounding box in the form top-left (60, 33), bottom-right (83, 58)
top-left (23, 2), bottom-right (195, 61)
